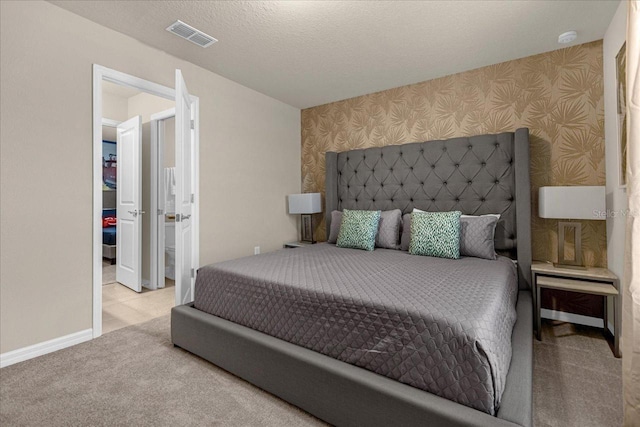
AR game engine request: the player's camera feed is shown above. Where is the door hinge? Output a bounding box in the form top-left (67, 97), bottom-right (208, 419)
top-left (191, 268), bottom-right (195, 278)
top-left (190, 120), bottom-right (195, 130)
top-left (175, 214), bottom-right (181, 222)
top-left (157, 209), bottom-right (163, 215)
top-left (190, 193), bottom-right (194, 203)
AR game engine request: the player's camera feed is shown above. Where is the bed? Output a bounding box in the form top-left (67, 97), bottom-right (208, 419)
top-left (172, 128), bottom-right (532, 426)
top-left (102, 208), bottom-right (117, 264)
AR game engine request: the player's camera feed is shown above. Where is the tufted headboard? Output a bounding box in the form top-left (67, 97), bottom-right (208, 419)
top-left (325, 128), bottom-right (532, 289)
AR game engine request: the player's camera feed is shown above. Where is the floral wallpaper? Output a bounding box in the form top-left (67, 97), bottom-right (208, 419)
top-left (302, 41), bottom-right (606, 268)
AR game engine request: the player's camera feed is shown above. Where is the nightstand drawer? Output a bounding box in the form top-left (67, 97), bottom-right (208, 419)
top-left (537, 276), bottom-right (619, 296)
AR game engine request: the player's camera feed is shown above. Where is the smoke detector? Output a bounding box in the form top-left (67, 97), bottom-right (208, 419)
top-left (558, 31), bottom-right (577, 44)
top-left (166, 20), bottom-right (217, 48)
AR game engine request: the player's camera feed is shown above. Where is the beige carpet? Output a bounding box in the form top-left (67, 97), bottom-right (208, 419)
top-left (0, 317), bottom-right (622, 426)
top-left (0, 316), bottom-right (323, 427)
top-left (534, 320), bottom-right (622, 427)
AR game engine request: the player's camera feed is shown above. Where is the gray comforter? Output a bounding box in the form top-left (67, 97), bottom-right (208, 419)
top-left (194, 243), bottom-right (518, 415)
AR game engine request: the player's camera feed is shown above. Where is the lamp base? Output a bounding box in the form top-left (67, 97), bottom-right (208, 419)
top-left (557, 221), bottom-right (583, 268)
top-left (300, 214), bottom-right (316, 244)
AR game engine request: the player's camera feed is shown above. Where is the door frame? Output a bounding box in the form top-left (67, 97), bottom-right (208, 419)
top-left (150, 108), bottom-right (176, 291)
top-left (92, 64), bottom-right (200, 338)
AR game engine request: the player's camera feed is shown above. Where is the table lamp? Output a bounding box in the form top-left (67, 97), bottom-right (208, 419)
top-left (538, 186), bottom-right (605, 268)
top-left (288, 193), bottom-right (322, 243)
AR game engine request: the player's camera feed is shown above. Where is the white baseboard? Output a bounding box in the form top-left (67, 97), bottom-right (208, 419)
top-left (541, 309), bottom-right (614, 334)
top-left (0, 328), bottom-right (93, 368)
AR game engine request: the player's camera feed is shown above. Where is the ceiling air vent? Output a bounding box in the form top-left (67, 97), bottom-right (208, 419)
top-left (166, 20), bottom-right (217, 48)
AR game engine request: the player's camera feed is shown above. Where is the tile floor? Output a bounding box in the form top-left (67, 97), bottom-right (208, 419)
top-left (102, 260), bottom-right (175, 334)
top-left (102, 259), bottom-right (116, 285)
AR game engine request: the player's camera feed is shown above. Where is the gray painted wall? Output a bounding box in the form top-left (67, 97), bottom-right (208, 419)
top-left (0, 1), bottom-right (300, 354)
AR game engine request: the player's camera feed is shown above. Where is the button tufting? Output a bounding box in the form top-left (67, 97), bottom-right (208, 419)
top-left (495, 142), bottom-right (499, 147)
top-left (431, 198), bottom-right (435, 202)
top-left (390, 168), bottom-right (393, 171)
top-left (468, 181), bottom-right (472, 185)
top-left (390, 198), bottom-right (394, 202)
top-left (443, 147), bottom-right (447, 152)
top-left (481, 198), bottom-right (486, 201)
top-left (495, 180), bottom-right (499, 184)
top-left (455, 198), bottom-right (460, 202)
top-left (431, 165), bottom-right (435, 169)
top-left (410, 167), bottom-right (413, 170)
top-left (400, 183), bottom-right (403, 187)
top-left (468, 145), bottom-right (472, 149)
top-left (482, 162), bottom-right (486, 166)
top-left (420, 149), bottom-right (424, 153)
top-left (346, 157), bottom-right (349, 161)
top-left (420, 182), bottom-right (424, 185)
top-left (410, 198), bottom-right (413, 202)
top-left (443, 181), bottom-right (447, 185)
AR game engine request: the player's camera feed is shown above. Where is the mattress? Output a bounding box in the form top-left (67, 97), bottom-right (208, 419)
top-left (194, 243), bottom-right (518, 415)
top-left (102, 226), bottom-right (116, 246)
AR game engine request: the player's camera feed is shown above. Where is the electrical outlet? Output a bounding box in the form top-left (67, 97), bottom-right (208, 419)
top-left (254, 246), bottom-right (260, 255)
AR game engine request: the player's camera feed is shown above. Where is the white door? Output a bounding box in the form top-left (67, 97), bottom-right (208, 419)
top-left (175, 70), bottom-right (194, 305)
top-left (150, 108), bottom-right (176, 291)
top-left (116, 116), bottom-right (143, 292)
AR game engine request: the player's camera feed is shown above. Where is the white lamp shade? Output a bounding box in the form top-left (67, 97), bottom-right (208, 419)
top-left (288, 193), bottom-right (322, 214)
top-left (538, 186), bottom-right (605, 220)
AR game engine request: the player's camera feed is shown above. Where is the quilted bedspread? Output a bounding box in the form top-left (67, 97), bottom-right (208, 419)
top-left (194, 243), bottom-right (518, 415)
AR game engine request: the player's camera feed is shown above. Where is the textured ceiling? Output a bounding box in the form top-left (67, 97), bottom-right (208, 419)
top-left (50, 0), bottom-right (619, 109)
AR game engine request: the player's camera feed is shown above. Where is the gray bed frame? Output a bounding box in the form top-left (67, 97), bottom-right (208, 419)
top-left (172, 128), bottom-right (533, 426)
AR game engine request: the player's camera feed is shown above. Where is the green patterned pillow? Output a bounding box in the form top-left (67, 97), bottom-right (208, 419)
top-left (409, 211), bottom-right (462, 259)
top-left (336, 209), bottom-right (381, 251)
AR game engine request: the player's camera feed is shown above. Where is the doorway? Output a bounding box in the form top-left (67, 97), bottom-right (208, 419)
top-left (92, 65), bottom-right (200, 338)
top-left (150, 109), bottom-right (177, 294)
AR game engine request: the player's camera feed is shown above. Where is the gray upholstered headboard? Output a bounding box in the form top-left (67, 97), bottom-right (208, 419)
top-left (325, 128), bottom-right (531, 289)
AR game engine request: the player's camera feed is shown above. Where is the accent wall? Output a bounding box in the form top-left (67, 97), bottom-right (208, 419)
top-left (302, 41), bottom-right (606, 268)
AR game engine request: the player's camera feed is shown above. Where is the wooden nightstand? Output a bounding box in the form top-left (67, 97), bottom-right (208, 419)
top-left (531, 261), bottom-right (620, 357)
top-left (283, 242), bottom-right (314, 249)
